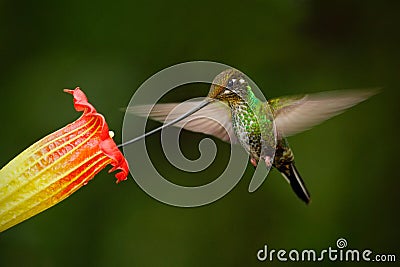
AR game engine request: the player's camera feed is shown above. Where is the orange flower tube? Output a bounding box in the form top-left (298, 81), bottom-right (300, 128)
top-left (0, 88), bottom-right (129, 232)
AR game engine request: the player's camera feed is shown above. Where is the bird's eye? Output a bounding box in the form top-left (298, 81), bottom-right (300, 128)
top-left (227, 78), bottom-right (236, 88)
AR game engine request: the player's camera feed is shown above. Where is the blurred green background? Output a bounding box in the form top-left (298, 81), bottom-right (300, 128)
top-left (1, 0), bottom-right (399, 266)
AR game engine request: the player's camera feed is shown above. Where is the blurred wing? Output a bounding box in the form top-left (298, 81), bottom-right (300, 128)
top-left (126, 100), bottom-right (238, 143)
top-left (269, 89), bottom-right (379, 137)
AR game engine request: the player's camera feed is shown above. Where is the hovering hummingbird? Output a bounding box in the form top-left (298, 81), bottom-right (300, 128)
top-left (125, 69), bottom-right (377, 204)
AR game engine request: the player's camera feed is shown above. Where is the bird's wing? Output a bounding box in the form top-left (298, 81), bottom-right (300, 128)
top-left (268, 89), bottom-right (379, 137)
top-left (126, 100), bottom-right (238, 143)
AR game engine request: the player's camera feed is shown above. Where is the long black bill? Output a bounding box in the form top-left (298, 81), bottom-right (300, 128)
top-left (117, 99), bottom-right (213, 148)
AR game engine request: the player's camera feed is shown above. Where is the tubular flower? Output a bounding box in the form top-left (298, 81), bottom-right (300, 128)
top-left (0, 87), bottom-right (129, 232)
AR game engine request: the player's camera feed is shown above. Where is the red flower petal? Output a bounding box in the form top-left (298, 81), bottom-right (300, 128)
top-left (64, 87), bottom-right (129, 182)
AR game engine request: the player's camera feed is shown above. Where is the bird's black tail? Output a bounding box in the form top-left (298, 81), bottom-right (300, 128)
top-left (279, 163), bottom-right (311, 204)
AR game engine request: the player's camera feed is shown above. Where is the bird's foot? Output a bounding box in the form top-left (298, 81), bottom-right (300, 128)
top-left (250, 158), bottom-right (258, 169)
top-left (264, 156), bottom-right (273, 168)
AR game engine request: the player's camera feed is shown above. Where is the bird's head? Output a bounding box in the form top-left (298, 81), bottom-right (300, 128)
top-left (207, 68), bottom-right (250, 104)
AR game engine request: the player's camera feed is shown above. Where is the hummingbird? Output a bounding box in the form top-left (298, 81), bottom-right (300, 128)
top-left (126, 69), bottom-right (377, 204)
